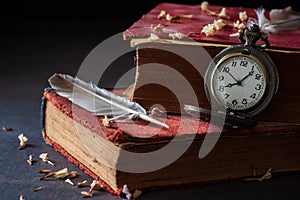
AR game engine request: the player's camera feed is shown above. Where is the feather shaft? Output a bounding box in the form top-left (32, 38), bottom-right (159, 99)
top-left (49, 73), bottom-right (169, 129)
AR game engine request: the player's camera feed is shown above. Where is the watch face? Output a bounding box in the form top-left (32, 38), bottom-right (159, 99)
top-left (211, 53), bottom-right (268, 111)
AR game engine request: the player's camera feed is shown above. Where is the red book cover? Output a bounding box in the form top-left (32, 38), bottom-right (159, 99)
top-left (124, 2), bottom-right (300, 51)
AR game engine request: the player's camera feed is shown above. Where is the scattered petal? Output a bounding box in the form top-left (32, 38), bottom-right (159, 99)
top-left (32, 186), bottom-right (43, 192)
top-left (68, 171), bottom-right (79, 178)
top-left (258, 168), bottom-right (272, 181)
top-left (39, 169), bottom-right (52, 174)
top-left (239, 11), bottom-right (248, 22)
top-left (77, 180), bottom-right (88, 188)
top-left (201, 1), bottom-right (216, 15)
top-left (151, 24), bottom-right (164, 33)
top-left (133, 190), bottom-right (142, 200)
top-left (27, 155), bottom-right (34, 165)
top-left (157, 10), bottom-right (166, 19)
top-left (201, 24), bottom-right (216, 36)
top-left (65, 178), bottom-right (74, 186)
top-left (165, 14), bottom-right (181, 23)
top-left (102, 116), bottom-right (111, 127)
top-left (180, 14), bottom-right (193, 19)
top-left (18, 134), bottom-right (28, 150)
top-left (89, 179), bottom-right (104, 193)
top-left (39, 153), bottom-right (55, 166)
top-left (213, 19), bottom-right (226, 30)
top-left (218, 7), bottom-right (230, 19)
top-left (169, 32), bottom-right (185, 40)
top-left (2, 126), bottom-right (13, 131)
top-left (122, 184), bottom-right (132, 200)
top-left (54, 168), bottom-right (69, 179)
top-left (244, 168), bottom-right (272, 181)
top-left (200, 1), bottom-right (209, 11)
top-left (229, 32), bottom-right (240, 37)
top-left (147, 33), bottom-right (160, 41)
top-left (81, 191), bottom-right (93, 198)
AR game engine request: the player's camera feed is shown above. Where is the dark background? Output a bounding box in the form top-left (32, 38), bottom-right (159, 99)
top-left (0, 0), bottom-right (299, 20)
top-left (1, 0), bottom-right (300, 200)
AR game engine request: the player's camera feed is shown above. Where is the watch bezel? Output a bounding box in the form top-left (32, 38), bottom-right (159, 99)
top-left (204, 45), bottom-right (279, 118)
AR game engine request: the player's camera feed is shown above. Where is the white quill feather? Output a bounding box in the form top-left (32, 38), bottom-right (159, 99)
top-left (48, 73), bottom-right (169, 128)
top-left (255, 6), bottom-right (300, 33)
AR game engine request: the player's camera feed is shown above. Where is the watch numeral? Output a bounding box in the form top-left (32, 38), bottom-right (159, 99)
top-left (240, 60), bottom-right (248, 67)
top-left (222, 67), bottom-right (230, 73)
top-left (255, 84), bottom-right (262, 90)
top-left (218, 76), bottom-right (224, 81)
top-left (255, 74), bottom-right (261, 80)
top-left (232, 99), bottom-right (238, 105)
top-left (242, 98), bottom-right (248, 105)
top-left (224, 93), bottom-right (230, 99)
top-left (231, 61), bottom-right (237, 67)
top-left (219, 86), bottom-right (224, 92)
top-left (250, 93), bottom-right (257, 99)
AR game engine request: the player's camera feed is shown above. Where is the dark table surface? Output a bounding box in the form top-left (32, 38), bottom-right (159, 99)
top-left (1, 11), bottom-right (300, 200)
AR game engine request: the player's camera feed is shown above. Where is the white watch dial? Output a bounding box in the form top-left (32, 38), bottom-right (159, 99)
top-left (212, 55), bottom-right (267, 110)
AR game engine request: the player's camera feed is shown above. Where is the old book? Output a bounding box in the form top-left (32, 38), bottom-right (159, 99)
top-left (42, 86), bottom-right (300, 197)
top-left (123, 2), bottom-right (300, 123)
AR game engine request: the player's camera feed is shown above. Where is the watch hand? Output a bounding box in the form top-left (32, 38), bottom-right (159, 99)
top-left (227, 72), bottom-right (239, 83)
top-left (225, 82), bottom-right (239, 87)
top-left (240, 66), bottom-right (254, 83)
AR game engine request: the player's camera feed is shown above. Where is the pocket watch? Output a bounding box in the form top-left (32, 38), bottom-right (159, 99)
top-left (204, 24), bottom-right (279, 120)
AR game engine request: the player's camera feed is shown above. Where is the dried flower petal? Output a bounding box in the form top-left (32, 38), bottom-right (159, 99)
top-left (39, 169), bottom-right (52, 174)
top-left (258, 168), bottom-right (272, 181)
top-left (244, 168), bottom-right (272, 181)
top-left (39, 153), bottom-right (48, 162)
top-left (81, 191), bottom-right (93, 198)
top-left (77, 180), bottom-right (88, 188)
top-left (165, 14), bottom-right (181, 22)
top-left (200, 1), bottom-right (209, 11)
top-left (133, 190), bottom-right (142, 200)
top-left (151, 24), bottom-right (164, 33)
top-left (165, 13), bottom-right (172, 21)
top-left (89, 180), bottom-right (104, 193)
top-left (27, 155), bottom-right (33, 165)
top-left (201, 24), bottom-right (216, 36)
top-left (41, 168), bottom-right (69, 180)
top-left (218, 7), bottom-right (230, 19)
top-left (40, 172), bottom-right (55, 180)
top-left (238, 23), bottom-right (246, 29)
top-left (2, 126), bottom-right (13, 131)
top-left (200, 1), bottom-right (216, 15)
top-left (231, 20), bottom-right (246, 30)
top-left (157, 10), bottom-right (166, 19)
top-left (233, 20), bottom-right (241, 28)
top-left (147, 33), bottom-right (160, 41)
top-left (180, 14), bottom-right (193, 19)
top-left (39, 153), bottom-right (54, 166)
top-left (169, 32), bottom-right (185, 40)
top-left (213, 19), bottom-right (226, 30)
top-left (102, 116), bottom-right (111, 127)
top-left (68, 171), bottom-right (79, 178)
top-left (122, 184), bottom-right (132, 200)
top-left (65, 178), bottom-right (74, 185)
top-left (54, 168), bottom-right (69, 179)
top-left (18, 134), bottom-right (28, 150)
top-left (239, 11), bottom-right (248, 22)
top-left (32, 186), bottom-right (43, 192)
top-left (229, 32), bottom-right (240, 37)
